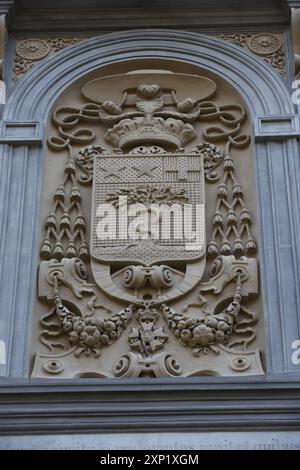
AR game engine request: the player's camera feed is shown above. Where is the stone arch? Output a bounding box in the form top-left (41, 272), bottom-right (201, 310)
top-left (4, 29), bottom-right (294, 121)
top-left (1, 29), bottom-right (299, 377)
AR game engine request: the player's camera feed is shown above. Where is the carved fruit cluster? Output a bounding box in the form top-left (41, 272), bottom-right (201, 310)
top-left (162, 302), bottom-right (239, 356)
top-left (56, 303), bottom-right (133, 357)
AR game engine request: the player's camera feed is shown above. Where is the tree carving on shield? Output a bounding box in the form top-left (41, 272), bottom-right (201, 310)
top-left (33, 69), bottom-right (264, 378)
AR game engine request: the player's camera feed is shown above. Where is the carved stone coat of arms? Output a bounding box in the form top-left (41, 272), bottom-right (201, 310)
top-left (32, 70), bottom-right (264, 378)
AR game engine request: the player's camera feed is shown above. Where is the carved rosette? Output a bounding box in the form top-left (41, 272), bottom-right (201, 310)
top-left (16, 38), bottom-right (50, 60)
top-left (14, 37), bottom-right (81, 81)
top-left (248, 33), bottom-right (281, 56)
top-left (218, 32), bottom-right (286, 78)
top-left (33, 69), bottom-right (264, 379)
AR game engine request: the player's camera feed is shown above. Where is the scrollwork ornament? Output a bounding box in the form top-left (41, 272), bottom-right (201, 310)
top-left (75, 145), bottom-right (109, 185)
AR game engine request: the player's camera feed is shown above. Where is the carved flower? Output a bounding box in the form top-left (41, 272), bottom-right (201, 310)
top-left (193, 324), bottom-right (215, 346)
top-left (104, 320), bottom-right (117, 332)
top-left (16, 39), bottom-right (50, 60)
top-left (180, 329), bottom-right (192, 342)
top-left (215, 330), bottom-right (226, 343)
top-left (248, 33), bottom-right (281, 56)
top-left (48, 37), bottom-right (80, 52)
top-left (68, 331), bottom-right (79, 344)
top-left (216, 320), bottom-right (230, 332)
top-left (205, 316), bottom-right (218, 329)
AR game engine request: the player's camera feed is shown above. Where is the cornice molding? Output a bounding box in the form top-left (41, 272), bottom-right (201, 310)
top-left (0, 1), bottom-right (14, 17)
top-left (286, 1), bottom-right (300, 7)
top-left (8, 1), bottom-right (290, 33)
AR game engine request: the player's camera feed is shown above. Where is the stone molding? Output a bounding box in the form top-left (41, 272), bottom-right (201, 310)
top-left (4, 30), bottom-right (294, 120)
top-left (0, 119), bottom-right (43, 144)
top-left (13, 37), bottom-right (81, 81)
top-left (7, 1), bottom-right (290, 33)
top-left (0, 375), bottom-right (299, 433)
top-left (12, 32), bottom-right (287, 82)
top-left (0, 30), bottom-right (299, 380)
top-left (254, 115), bottom-right (300, 140)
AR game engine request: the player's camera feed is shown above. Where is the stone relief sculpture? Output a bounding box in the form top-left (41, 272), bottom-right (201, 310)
top-left (32, 69), bottom-right (264, 378)
top-left (13, 37), bottom-right (81, 81)
top-left (218, 32), bottom-right (286, 78)
top-left (13, 33), bottom-right (286, 82)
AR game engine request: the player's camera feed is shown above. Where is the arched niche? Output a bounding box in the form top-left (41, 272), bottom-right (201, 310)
top-left (0, 30), bottom-right (299, 378)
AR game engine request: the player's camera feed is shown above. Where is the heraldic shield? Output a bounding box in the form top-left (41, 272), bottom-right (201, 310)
top-left (91, 152), bottom-right (206, 305)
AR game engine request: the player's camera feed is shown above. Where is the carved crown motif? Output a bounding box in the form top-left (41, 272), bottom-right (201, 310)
top-left (81, 71), bottom-right (217, 150)
top-left (105, 116), bottom-right (197, 149)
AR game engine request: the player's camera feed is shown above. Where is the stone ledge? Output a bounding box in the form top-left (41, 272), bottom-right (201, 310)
top-left (0, 374), bottom-right (299, 435)
top-left (9, 1), bottom-right (290, 33)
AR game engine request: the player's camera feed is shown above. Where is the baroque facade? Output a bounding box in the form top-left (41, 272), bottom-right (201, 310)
top-left (0, 0), bottom-right (300, 448)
